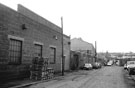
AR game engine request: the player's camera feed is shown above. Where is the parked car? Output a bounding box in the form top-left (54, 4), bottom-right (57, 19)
top-left (92, 62), bottom-right (102, 69)
top-left (107, 62), bottom-right (112, 66)
top-left (107, 60), bottom-right (113, 66)
top-left (126, 61), bottom-right (135, 75)
top-left (80, 63), bottom-right (93, 70)
top-left (98, 62), bottom-right (102, 68)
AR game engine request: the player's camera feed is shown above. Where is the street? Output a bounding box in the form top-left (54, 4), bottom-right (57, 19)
top-left (25, 66), bottom-right (135, 88)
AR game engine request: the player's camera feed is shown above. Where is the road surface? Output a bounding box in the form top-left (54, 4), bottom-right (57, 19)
top-left (27, 66), bottom-right (133, 88)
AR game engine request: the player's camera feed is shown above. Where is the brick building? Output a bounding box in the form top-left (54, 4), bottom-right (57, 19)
top-left (0, 4), bottom-right (70, 82)
top-left (63, 35), bottom-right (71, 71)
top-left (70, 38), bottom-right (95, 70)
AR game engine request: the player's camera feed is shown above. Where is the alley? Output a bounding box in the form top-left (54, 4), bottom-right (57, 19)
top-left (80, 66), bottom-right (127, 88)
top-left (25, 66), bottom-right (132, 88)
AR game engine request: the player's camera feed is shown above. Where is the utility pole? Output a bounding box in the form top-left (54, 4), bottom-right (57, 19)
top-left (95, 41), bottom-right (97, 62)
top-left (61, 17), bottom-right (64, 76)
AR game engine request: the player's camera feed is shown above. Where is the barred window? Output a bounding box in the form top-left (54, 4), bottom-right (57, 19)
top-left (50, 47), bottom-right (56, 64)
top-left (34, 44), bottom-right (42, 57)
top-left (9, 39), bottom-right (22, 65)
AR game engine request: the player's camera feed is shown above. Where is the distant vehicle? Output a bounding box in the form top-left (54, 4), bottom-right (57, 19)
top-left (107, 60), bottom-right (113, 66)
top-left (107, 62), bottom-right (112, 66)
top-left (80, 63), bottom-right (93, 70)
top-left (92, 62), bottom-right (102, 69)
top-left (126, 61), bottom-right (135, 75)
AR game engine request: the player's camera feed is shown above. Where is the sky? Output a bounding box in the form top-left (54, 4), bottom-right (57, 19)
top-left (0, 0), bottom-right (135, 53)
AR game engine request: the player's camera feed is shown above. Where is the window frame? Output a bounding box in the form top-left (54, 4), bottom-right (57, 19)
top-left (49, 46), bottom-right (56, 64)
top-left (34, 44), bottom-right (43, 57)
top-left (8, 38), bottom-right (23, 65)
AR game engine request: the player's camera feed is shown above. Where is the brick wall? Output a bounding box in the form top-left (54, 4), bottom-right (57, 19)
top-left (18, 4), bottom-right (62, 33)
top-left (63, 35), bottom-right (70, 71)
top-left (0, 4), bottom-right (9, 65)
top-left (0, 3), bottom-right (63, 82)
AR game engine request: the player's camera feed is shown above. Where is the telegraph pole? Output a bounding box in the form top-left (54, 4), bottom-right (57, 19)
top-left (61, 17), bottom-right (64, 76)
top-left (95, 41), bottom-right (97, 62)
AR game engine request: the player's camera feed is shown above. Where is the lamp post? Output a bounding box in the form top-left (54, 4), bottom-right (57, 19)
top-left (61, 17), bottom-right (64, 76)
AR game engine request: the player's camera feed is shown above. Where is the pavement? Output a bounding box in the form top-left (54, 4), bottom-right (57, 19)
top-left (0, 70), bottom-right (78, 88)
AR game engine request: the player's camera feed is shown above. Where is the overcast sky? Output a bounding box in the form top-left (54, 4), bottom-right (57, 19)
top-left (1, 0), bottom-right (135, 53)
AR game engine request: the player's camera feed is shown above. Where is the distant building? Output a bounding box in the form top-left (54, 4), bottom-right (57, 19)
top-left (70, 38), bottom-right (95, 69)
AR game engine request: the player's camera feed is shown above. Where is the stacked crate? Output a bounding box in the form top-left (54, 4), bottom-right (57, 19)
top-left (30, 57), bottom-right (44, 80)
top-left (41, 58), bottom-right (49, 80)
top-left (30, 57), bottom-right (54, 80)
top-left (47, 68), bottom-right (54, 79)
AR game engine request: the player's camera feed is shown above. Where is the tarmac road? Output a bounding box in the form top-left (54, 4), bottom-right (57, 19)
top-left (28, 66), bottom-right (133, 88)
top-left (80, 66), bottom-right (127, 88)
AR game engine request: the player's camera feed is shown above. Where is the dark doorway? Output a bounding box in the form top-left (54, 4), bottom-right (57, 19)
top-left (71, 54), bottom-right (79, 70)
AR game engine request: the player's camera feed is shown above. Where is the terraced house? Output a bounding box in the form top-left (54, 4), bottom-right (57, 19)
top-left (0, 3), bottom-right (70, 82)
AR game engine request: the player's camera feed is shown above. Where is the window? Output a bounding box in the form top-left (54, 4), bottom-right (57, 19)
top-left (9, 39), bottom-right (22, 65)
top-left (34, 44), bottom-right (42, 57)
top-left (50, 47), bottom-right (56, 64)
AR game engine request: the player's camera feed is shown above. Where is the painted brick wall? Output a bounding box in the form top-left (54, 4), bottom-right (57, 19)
top-left (0, 3), bottom-right (62, 82)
